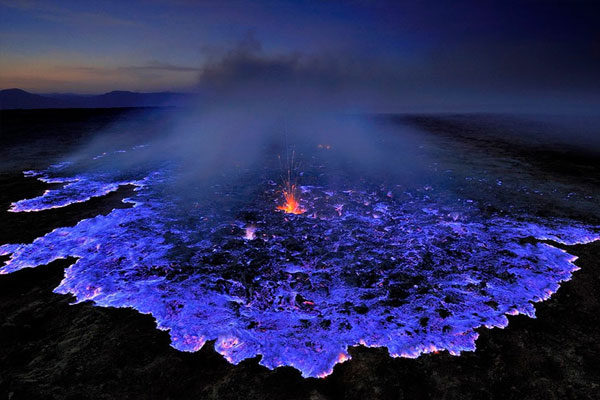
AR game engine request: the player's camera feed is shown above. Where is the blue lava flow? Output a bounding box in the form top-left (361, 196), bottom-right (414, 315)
top-left (1, 150), bottom-right (598, 378)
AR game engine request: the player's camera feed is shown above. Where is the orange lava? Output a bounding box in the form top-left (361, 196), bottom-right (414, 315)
top-left (277, 185), bottom-right (305, 215)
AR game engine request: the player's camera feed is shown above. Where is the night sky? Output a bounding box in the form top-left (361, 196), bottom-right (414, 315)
top-left (1, 0), bottom-right (599, 112)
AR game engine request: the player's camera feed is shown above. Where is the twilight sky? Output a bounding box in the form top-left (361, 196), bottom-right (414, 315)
top-left (1, 0), bottom-right (599, 112)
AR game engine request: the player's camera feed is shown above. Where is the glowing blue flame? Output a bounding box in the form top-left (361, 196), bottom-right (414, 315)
top-left (1, 152), bottom-right (598, 378)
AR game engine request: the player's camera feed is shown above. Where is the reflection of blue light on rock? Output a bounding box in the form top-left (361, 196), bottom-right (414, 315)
top-left (1, 157), bottom-right (598, 378)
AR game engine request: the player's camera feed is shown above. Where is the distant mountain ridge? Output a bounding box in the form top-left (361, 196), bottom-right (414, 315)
top-left (0, 88), bottom-right (192, 109)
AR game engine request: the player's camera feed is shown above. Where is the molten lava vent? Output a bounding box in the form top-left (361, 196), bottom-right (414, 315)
top-left (277, 184), bottom-right (305, 215)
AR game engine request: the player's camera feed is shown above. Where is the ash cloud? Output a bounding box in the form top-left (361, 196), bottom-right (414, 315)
top-left (194, 33), bottom-right (383, 113)
top-left (66, 32), bottom-right (600, 199)
top-left (65, 37), bottom-right (429, 203)
top-left (191, 32), bottom-right (600, 115)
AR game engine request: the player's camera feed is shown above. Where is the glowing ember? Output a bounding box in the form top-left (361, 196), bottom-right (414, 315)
top-left (244, 225), bottom-right (257, 240)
